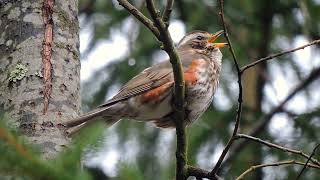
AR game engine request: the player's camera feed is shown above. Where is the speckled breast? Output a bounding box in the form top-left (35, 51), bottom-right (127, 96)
top-left (185, 60), bottom-right (220, 124)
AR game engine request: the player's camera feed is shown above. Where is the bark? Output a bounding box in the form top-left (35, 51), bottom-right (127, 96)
top-left (0, 0), bottom-right (80, 159)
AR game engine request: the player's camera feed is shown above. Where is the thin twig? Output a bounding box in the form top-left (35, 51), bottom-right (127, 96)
top-left (296, 144), bottom-right (320, 179)
top-left (210, 0), bottom-right (243, 176)
top-left (235, 134), bottom-right (320, 166)
top-left (117, 0), bottom-right (160, 40)
top-left (162, 0), bottom-right (174, 25)
top-left (220, 66), bottom-right (320, 172)
top-left (236, 160), bottom-right (320, 180)
top-left (241, 39), bottom-right (320, 72)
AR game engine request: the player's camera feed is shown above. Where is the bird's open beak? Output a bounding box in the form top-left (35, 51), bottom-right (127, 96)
top-left (207, 30), bottom-right (228, 48)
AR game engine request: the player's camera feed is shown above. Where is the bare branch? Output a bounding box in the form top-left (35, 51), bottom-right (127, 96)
top-left (145, 0), bottom-right (187, 179)
top-left (210, 0), bottom-right (243, 175)
top-left (117, 0), bottom-right (161, 40)
top-left (187, 166), bottom-right (222, 180)
top-left (235, 134), bottom-right (320, 166)
top-left (237, 160), bottom-right (320, 180)
top-left (117, 1), bottom-right (320, 180)
top-left (220, 66), bottom-right (320, 172)
top-left (188, 166), bottom-right (210, 179)
top-left (218, 3), bottom-right (240, 73)
top-left (117, 1), bottom-right (186, 179)
top-left (296, 144), bottom-right (320, 179)
top-left (163, 0), bottom-right (174, 25)
top-left (241, 39), bottom-right (320, 72)
top-left (146, 0), bottom-right (160, 24)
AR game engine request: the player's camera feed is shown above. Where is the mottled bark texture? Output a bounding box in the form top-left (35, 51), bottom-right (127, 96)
top-left (0, 0), bottom-right (81, 159)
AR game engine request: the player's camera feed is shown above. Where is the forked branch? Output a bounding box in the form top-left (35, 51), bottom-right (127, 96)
top-left (296, 144), bottom-right (320, 179)
top-left (117, 1), bottom-right (187, 179)
top-left (117, 0), bottom-right (160, 40)
top-left (211, 0), bottom-right (320, 178)
top-left (237, 160), bottom-right (320, 180)
top-left (116, 1), bottom-right (320, 179)
top-left (235, 134), bottom-right (320, 166)
top-left (210, 0), bottom-right (243, 176)
top-left (241, 39), bottom-right (320, 72)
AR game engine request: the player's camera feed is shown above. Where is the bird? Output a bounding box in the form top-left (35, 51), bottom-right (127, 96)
top-left (65, 30), bottom-right (227, 135)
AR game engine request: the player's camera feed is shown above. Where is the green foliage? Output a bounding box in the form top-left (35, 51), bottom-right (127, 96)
top-left (0, 114), bottom-right (105, 180)
top-left (116, 163), bottom-right (144, 180)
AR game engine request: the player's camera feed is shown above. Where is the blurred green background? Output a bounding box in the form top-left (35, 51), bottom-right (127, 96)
top-left (78, 0), bottom-right (320, 179)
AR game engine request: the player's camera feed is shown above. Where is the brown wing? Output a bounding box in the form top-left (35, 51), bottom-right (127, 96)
top-left (98, 61), bottom-right (173, 107)
top-left (98, 49), bottom-right (208, 107)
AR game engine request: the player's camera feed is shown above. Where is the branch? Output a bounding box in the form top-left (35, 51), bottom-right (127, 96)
top-left (213, 0), bottom-right (320, 176)
top-left (118, 1), bottom-right (186, 179)
top-left (117, 0), bottom-right (161, 40)
top-left (187, 166), bottom-right (222, 180)
top-left (162, 0), bottom-right (174, 25)
top-left (237, 160), bottom-right (320, 180)
top-left (296, 144), bottom-right (320, 179)
top-left (235, 134), bottom-right (320, 166)
top-left (210, 0), bottom-right (243, 176)
top-left (147, 1), bottom-right (187, 179)
top-left (220, 65), bottom-right (320, 172)
top-left (145, 1), bottom-right (185, 104)
top-left (241, 39), bottom-right (320, 72)
top-left (117, 1), bottom-right (320, 180)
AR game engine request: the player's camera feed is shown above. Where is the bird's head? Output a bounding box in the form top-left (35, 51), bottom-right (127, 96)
top-left (177, 30), bottom-right (227, 58)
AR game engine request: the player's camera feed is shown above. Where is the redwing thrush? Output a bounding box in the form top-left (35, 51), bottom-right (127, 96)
top-left (66, 30), bottom-right (227, 134)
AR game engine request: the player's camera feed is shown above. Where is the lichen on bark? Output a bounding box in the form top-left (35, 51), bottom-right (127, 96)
top-left (8, 63), bottom-right (28, 82)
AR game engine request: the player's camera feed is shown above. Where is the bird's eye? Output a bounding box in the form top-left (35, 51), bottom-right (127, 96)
top-left (196, 35), bottom-right (204, 40)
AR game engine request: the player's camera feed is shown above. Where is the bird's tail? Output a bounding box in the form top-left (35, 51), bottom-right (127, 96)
top-left (65, 106), bottom-right (120, 136)
top-left (65, 107), bottom-right (108, 127)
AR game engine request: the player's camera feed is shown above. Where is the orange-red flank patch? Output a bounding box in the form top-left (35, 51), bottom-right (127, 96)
top-left (140, 59), bottom-right (206, 103)
top-left (184, 59), bottom-right (206, 85)
top-left (140, 82), bottom-right (173, 103)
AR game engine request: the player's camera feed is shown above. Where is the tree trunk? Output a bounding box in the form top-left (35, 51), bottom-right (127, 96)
top-left (0, 0), bottom-right (80, 159)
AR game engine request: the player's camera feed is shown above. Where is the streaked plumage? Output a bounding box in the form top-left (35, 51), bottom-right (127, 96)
top-left (66, 30), bottom-right (226, 135)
